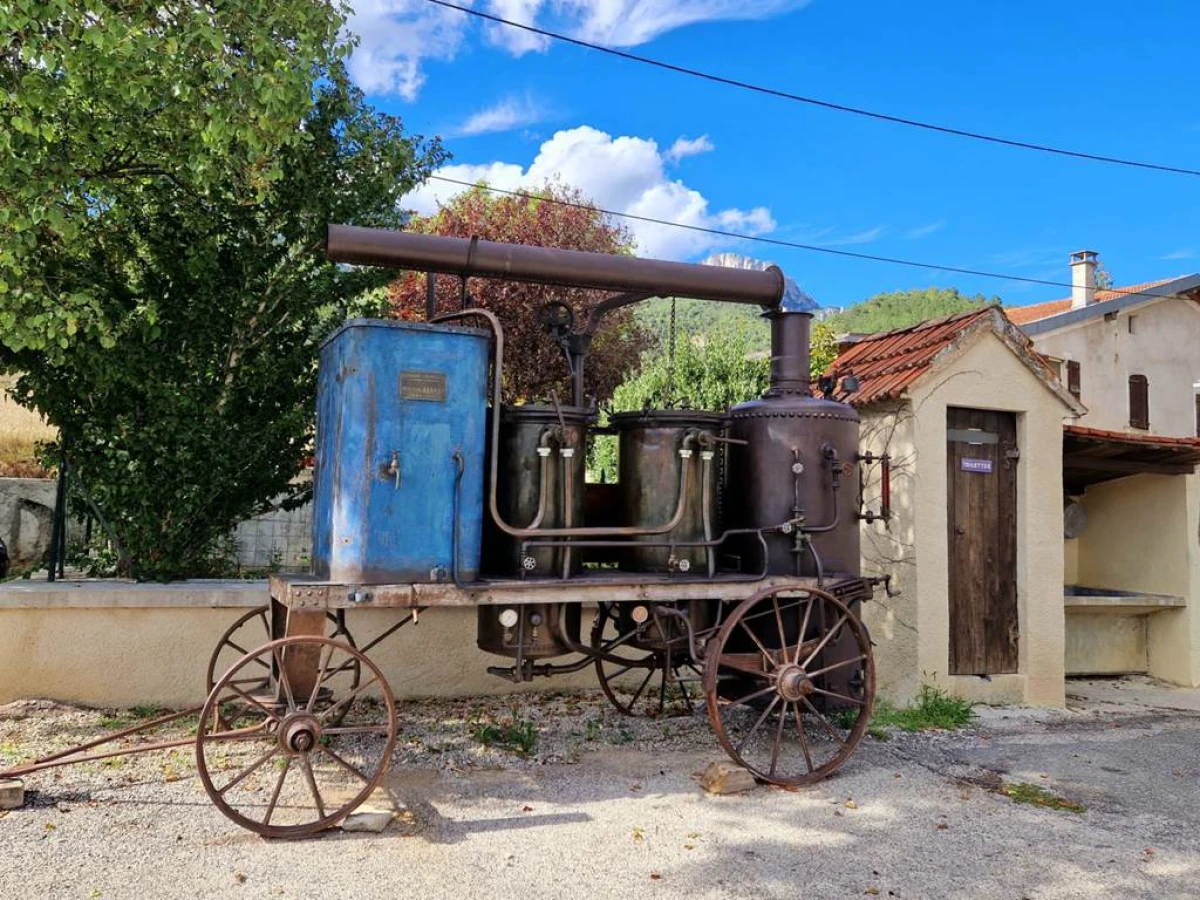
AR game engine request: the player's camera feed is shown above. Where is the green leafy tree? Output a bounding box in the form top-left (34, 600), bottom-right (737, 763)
top-left (1, 8), bottom-right (445, 579)
top-left (389, 184), bottom-right (650, 406)
top-left (591, 318), bottom-right (837, 479)
top-left (823, 287), bottom-right (995, 335)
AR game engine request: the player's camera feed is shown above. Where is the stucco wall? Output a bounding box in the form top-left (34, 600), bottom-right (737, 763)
top-left (0, 581), bottom-right (605, 708)
top-left (1031, 296), bottom-right (1200, 438)
top-left (858, 404), bottom-right (920, 703)
top-left (862, 331), bottom-right (1072, 707)
top-left (1068, 472), bottom-right (1200, 686)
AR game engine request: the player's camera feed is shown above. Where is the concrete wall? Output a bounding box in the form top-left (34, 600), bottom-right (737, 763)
top-left (1065, 614), bottom-right (1147, 674)
top-left (1032, 296), bottom-right (1200, 438)
top-left (0, 581), bottom-right (604, 709)
top-left (860, 331), bottom-right (1072, 707)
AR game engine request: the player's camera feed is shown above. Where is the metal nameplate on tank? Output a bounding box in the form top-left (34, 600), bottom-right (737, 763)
top-left (399, 370), bottom-right (448, 402)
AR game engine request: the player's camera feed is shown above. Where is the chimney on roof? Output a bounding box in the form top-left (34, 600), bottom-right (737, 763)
top-left (1070, 250), bottom-right (1098, 309)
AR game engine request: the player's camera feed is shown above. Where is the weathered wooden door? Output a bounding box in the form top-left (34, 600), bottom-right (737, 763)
top-left (947, 407), bottom-right (1019, 675)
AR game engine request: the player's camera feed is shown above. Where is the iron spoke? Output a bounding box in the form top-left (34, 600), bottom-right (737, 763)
top-left (735, 695), bottom-right (780, 756)
top-left (800, 614), bottom-right (848, 670)
top-left (772, 597), bottom-right (789, 657)
top-left (737, 618), bottom-right (777, 663)
top-left (272, 647), bottom-right (299, 713)
top-left (307, 643), bottom-right (334, 713)
top-left (263, 756), bottom-right (291, 826)
top-left (794, 595), bottom-right (816, 664)
top-left (204, 725), bottom-right (273, 743)
top-left (322, 724), bottom-right (392, 736)
top-left (217, 746), bottom-right (279, 796)
top-left (801, 697), bottom-right (847, 748)
top-left (769, 697), bottom-right (787, 776)
top-left (317, 674), bottom-right (380, 724)
top-left (627, 666), bottom-right (658, 711)
top-left (320, 745), bottom-right (372, 784)
top-left (720, 682), bottom-right (779, 708)
top-left (300, 754), bottom-right (327, 820)
top-left (225, 640), bottom-right (272, 671)
top-left (223, 681), bottom-right (276, 720)
top-left (805, 654), bottom-right (867, 679)
top-left (792, 702), bottom-right (814, 772)
top-left (811, 686), bottom-right (865, 707)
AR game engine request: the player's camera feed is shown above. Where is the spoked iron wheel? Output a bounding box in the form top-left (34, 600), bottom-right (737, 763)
top-left (591, 602), bottom-right (703, 718)
top-left (206, 606), bottom-right (360, 727)
top-left (702, 586), bottom-right (874, 786)
top-left (196, 636), bottom-right (398, 838)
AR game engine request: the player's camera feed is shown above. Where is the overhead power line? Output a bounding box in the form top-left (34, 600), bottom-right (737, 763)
top-left (424, 0), bottom-right (1200, 178)
top-left (426, 174), bottom-right (1189, 302)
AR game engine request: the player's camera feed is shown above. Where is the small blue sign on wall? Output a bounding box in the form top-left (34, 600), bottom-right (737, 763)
top-left (962, 458), bottom-right (994, 474)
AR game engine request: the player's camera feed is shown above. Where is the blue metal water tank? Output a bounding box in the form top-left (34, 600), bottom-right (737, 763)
top-left (312, 319), bottom-right (489, 583)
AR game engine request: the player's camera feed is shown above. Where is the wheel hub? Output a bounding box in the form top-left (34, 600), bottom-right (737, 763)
top-left (281, 714), bottom-right (321, 754)
top-left (776, 664), bottom-right (815, 702)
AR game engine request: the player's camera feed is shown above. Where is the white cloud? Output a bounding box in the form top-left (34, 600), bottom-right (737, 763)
top-left (556, 0), bottom-right (809, 47)
top-left (484, 0), bottom-right (550, 54)
top-left (402, 125), bottom-right (775, 259)
top-left (1160, 248), bottom-right (1194, 261)
top-left (819, 226), bottom-right (885, 247)
top-left (344, 0), bottom-right (474, 102)
top-left (904, 220), bottom-right (945, 240)
top-left (666, 135), bottom-right (714, 163)
top-left (345, 0), bottom-right (808, 99)
top-left (451, 94), bottom-right (549, 136)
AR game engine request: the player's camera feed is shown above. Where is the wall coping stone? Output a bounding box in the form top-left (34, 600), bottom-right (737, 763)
top-left (0, 579), bottom-right (267, 610)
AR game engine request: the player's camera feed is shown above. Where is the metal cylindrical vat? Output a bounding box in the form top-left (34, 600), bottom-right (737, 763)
top-left (487, 404), bottom-right (594, 577)
top-left (477, 603), bottom-right (581, 659)
top-left (613, 599), bottom-right (716, 652)
top-left (724, 312), bottom-right (861, 578)
top-left (611, 409), bottom-right (724, 574)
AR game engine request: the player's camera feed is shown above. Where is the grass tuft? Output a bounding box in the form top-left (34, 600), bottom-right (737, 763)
top-left (872, 685), bottom-right (975, 734)
top-left (1000, 782), bottom-right (1086, 814)
top-left (470, 707), bottom-right (539, 757)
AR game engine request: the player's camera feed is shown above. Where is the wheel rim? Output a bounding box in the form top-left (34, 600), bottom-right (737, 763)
top-left (196, 636), bottom-right (398, 837)
top-left (702, 587), bottom-right (874, 786)
top-left (591, 603), bottom-right (703, 718)
top-left (206, 606), bottom-right (360, 727)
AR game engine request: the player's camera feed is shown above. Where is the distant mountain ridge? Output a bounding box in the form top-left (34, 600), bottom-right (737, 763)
top-left (700, 253), bottom-right (820, 312)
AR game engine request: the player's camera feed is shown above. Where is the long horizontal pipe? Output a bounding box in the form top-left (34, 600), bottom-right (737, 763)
top-left (328, 225), bottom-right (785, 307)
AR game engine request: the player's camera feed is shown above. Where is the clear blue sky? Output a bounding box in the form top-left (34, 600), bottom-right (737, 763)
top-left (351, 0), bottom-right (1200, 310)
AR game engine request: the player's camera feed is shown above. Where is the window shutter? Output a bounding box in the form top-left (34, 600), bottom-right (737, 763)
top-left (1128, 374), bottom-right (1149, 430)
top-left (1066, 360), bottom-right (1081, 400)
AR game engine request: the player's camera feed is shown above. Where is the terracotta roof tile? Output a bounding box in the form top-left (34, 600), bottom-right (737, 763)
top-left (831, 307), bottom-right (998, 406)
top-left (1064, 424), bottom-right (1200, 450)
top-left (1005, 277), bottom-right (1180, 325)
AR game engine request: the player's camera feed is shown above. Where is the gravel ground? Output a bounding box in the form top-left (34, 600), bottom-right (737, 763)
top-left (2, 683), bottom-right (1199, 900)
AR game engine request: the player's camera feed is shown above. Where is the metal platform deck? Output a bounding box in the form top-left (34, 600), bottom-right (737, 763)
top-left (269, 572), bottom-right (832, 610)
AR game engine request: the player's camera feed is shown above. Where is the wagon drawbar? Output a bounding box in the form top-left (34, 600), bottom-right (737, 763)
top-left (2, 225), bottom-right (893, 837)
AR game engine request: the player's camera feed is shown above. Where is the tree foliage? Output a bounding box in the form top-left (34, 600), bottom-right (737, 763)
top-left (1, 6), bottom-right (445, 580)
top-left (389, 184), bottom-right (650, 406)
top-left (822, 287), bottom-right (996, 335)
top-left (1, 0), bottom-right (352, 358)
top-left (590, 318), bottom-right (837, 479)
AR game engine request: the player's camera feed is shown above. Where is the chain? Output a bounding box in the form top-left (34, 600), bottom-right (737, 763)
top-left (666, 295), bottom-right (677, 406)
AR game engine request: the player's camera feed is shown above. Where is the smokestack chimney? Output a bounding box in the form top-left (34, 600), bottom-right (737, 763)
top-left (1070, 250), bottom-right (1098, 309)
top-left (766, 310), bottom-right (813, 396)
